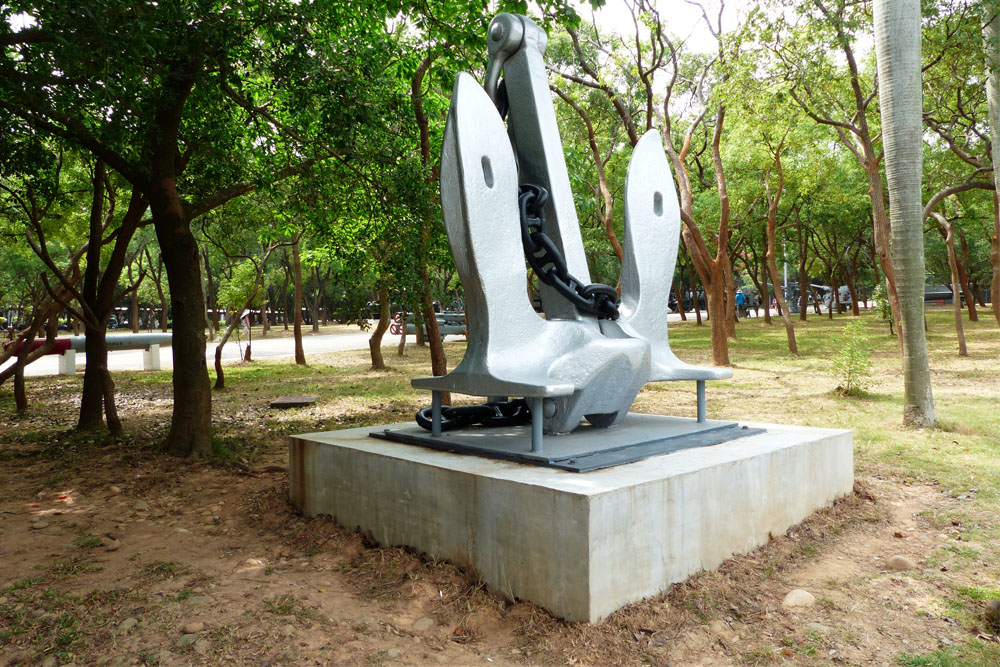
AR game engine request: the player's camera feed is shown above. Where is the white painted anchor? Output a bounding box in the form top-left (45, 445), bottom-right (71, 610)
top-left (413, 14), bottom-right (731, 450)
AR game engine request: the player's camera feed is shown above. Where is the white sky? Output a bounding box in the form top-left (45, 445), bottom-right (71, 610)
top-left (570, 0), bottom-right (746, 53)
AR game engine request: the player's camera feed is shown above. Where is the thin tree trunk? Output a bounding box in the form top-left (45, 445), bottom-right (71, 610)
top-left (875, 0), bottom-right (935, 426)
top-left (765, 155), bottom-right (796, 352)
top-left (673, 285), bottom-right (687, 321)
top-left (260, 270), bottom-right (269, 338)
top-left (935, 215), bottom-right (968, 356)
top-left (760, 253), bottom-right (772, 324)
top-left (202, 250), bottom-right (216, 341)
top-left (12, 308), bottom-right (55, 412)
top-left (797, 216), bottom-right (809, 321)
top-left (292, 239), bottom-right (306, 366)
top-left (992, 194), bottom-right (1000, 326)
top-left (369, 287), bottom-right (391, 370)
top-left (690, 273), bottom-right (702, 325)
top-left (130, 282), bottom-right (140, 334)
top-left (954, 229), bottom-right (978, 320)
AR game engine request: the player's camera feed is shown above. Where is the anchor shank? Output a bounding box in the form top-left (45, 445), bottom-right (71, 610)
top-left (489, 15), bottom-right (594, 323)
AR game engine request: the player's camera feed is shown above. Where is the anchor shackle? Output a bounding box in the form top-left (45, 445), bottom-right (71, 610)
top-left (484, 14), bottom-right (547, 109)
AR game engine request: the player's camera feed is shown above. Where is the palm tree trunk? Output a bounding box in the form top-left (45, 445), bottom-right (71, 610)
top-left (874, 0), bottom-right (936, 426)
top-left (984, 16), bottom-right (1000, 326)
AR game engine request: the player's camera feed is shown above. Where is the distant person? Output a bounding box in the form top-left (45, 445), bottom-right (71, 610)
top-left (736, 291), bottom-right (746, 318)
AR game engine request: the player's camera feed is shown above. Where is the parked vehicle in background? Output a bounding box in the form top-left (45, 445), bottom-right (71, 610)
top-left (668, 289), bottom-right (707, 313)
top-left (389, 311), bottom-right (467, 341)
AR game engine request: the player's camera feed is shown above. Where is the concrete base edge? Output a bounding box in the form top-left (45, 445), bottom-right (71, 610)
top-left (289, 419), bottom-right (853, 623)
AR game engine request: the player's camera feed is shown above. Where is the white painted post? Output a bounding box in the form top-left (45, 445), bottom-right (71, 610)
top-left (59, 349), bottom-right (76, 375)
top-left (143, 343), bottom-right (161, 371)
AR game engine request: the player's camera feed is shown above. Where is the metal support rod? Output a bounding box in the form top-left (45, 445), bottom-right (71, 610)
top-left (696, 380), bottom-right (706, 423)
top-left (431, 391), bottom-right (442, 437)
top-left (531, 396), bottom-right (544, 453)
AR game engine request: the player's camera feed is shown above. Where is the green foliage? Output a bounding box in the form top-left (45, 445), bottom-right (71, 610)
top-left (217, 261), bottom-right (262, 313)
top-left (831, 319), bottom-right (873, 396)
top-left (872, 283), bottom-right (893, 330)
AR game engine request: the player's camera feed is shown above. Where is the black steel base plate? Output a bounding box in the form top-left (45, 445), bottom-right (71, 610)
top-left (369, 414), bottom-right (764, 472)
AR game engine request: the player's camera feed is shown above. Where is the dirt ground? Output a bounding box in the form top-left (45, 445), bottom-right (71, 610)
top-left (1, 354), bottom-right (998, 665)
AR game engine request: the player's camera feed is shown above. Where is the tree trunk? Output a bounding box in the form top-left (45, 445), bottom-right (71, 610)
top-left (704, 275), bottom-right (729, 364)
top-left (202, 250), bottom-right (216, 341)
top-left (767, 234), bottom-right (797, 354)
top-left (260, 271), bottom-right (270, 338)
top-left (954, 229), bottom-right (978, 320)
top-left (992, 194), bottom-right (1000, 326)
top-left (420, 274), bottom-right (449, 404)
top-left (369, 287), bottom-right (390, 370)
top-left (689, 272), bottom-right (702, 325)
top-left (280, 256), bottom-right (291, 331)
top-left (874, 0), bottom-right (935, 426)
top-left (673, 285), bottom-right (687, 321)
top-left (130, 285), bottom-right (140, 333)
top-left (765, 157), bottom-right (796, 352)
top-left (12, 308), bottom-right (55, 412)
top-left (150, 176), bottom-right (213, 457)
top-left (309, 266), bottom-right (321, 333)
top-left (759, 253), bottom-right (772, 324)
top-left (936, 216), bottom-right (968, 356)
top-left (414, 311), bottom-right (426, 345)
top-left (292, 239), bottom-right (306, 366)
top-left (79, 324), bottom-right (121, 433)
top-left (985, 14), bottom-right (1000, 326)
top-left (797, 217), bottom-right (809, 321)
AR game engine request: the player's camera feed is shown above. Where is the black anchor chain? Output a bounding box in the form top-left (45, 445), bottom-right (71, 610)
top-left (518, 184), bottom-right (620, 321)
top-left (416, 398), bottom-right (531, 432)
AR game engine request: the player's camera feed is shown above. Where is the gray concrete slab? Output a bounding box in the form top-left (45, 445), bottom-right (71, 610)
top-left (289, 419), bottom-right (853, 622)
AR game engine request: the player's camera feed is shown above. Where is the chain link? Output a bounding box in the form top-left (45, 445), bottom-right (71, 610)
top-left (416, 399), bottom-right (531, 432)
top-left (518, 184), bottom-right (620, 320)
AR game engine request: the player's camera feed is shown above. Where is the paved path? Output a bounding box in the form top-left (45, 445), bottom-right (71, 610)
top-left (5, 328), bottom-right (465, 378)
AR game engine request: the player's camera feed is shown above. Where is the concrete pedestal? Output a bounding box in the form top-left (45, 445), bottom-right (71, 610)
top-left (58, 349), bottom-right (76, 375)
top-left (289, 418), bottom-right (853, 622)
top-left (143, 344), bottom-right (161, 371)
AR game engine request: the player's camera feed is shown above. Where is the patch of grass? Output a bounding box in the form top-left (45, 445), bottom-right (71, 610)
top-left (210, 436), bottom-right (238, 463)
top-left (741, 647), bottom-right (777, 665)
top-left (262, 593), bottom-right (315, 620)
top-left (140, 560), bottom-right (183, 580)
top-left (898, 640), bottom-right (1000, 666)
top-left (956, 585), bottom-right (1000, 602)
top-left (262, 593), bottom-right (299, 615)
top-left (73, 535), bottom-right (102, 549)
top-left (7, 577), bottom-right (43, 591)
top-left (943, 545), bottom-right (981, 559)
top-left (49, 555), bottom-right (101, 577)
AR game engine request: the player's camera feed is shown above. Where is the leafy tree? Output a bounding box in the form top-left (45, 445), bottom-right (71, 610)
top-left (2, 0), bottom-right (409, 455)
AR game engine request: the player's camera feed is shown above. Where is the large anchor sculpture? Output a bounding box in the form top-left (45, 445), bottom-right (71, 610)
top-left (412, 14), bottom-right (732, 452)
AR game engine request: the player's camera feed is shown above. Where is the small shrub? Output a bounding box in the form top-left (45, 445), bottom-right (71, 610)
top-left (872, 283), bottom-right (894, 335)
top-left (832, 319), bottom-right (873, 396)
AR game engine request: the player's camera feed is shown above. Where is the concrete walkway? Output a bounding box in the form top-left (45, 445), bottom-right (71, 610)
top-left (4, 326), bottom-right (462, 378)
